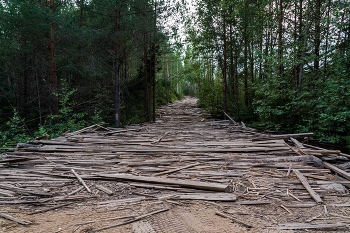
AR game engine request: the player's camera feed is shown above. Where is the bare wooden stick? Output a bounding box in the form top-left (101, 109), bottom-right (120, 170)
top-left (95, 185), bottom-right (114, 195)
top-left (154, 162), bottom-right (200, 176)
top-left (286, 164), bottom-right (292, 177)
top-left (280, 204), bottom-right (293, 215)
top-left (293, 169), bottom-right (323, 204)
top-left (215, 211), bottom-right (252, 228)
top-left (68, 186), bottom-right (84, 196)
top-left (323, 205), bottom-right (328, 216)
top-left (71, 169), bottom-right (91, 193)
top-left (223, 111), bottom-right (236, 124)
top-left (0, 212), bottom-right (32, 225)
top-left (88, 208), bottom-right (169, 233)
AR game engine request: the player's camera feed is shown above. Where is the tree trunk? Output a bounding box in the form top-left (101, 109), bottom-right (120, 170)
top-left (114, 7), bottom-right (121, 128)
top-left (277, 0), bottom-right (284, 75)
top-left (314, 0), bottom-right (321, 71)
top-left (49, 0), bottom-right (58, 113)
top-left (222, 13), bottom-right (228, 115)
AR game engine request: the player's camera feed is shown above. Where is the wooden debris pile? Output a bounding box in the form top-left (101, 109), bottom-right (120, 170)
top-left (1, 96), bottom-right (350, 232)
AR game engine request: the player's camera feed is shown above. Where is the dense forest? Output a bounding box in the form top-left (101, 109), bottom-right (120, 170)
top-left (0, 0), bottom-right (350, 149)
top-left (184, 0), bottom-right (350, 148)
top-left (0, 0), bottom-right (186, 148)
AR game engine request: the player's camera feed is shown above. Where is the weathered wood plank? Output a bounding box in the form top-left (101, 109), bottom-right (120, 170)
top-left (293, 169), bottom-right (323, 204)
top-left (98, 173), bottom-right (232, 192)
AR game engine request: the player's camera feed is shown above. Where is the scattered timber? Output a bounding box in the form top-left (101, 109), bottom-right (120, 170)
top-left (1, 96), bottom-right (349, 232)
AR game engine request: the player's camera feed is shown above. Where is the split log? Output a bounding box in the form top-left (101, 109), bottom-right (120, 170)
top-left (98, 173), bottom-right (232, 192)
top-left (293, 169), bottom-right (323, 204)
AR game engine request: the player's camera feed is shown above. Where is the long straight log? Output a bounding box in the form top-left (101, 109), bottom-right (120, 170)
top-left (98, 173), bottom-right (232, 192)
top-left (293, 169), bottom-right (323, 204)
top-left (323, 162), bottom-right (350, 181)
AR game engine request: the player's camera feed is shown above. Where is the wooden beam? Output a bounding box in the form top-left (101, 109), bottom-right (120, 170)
top-left (293, 169), bottom-right (323, 204)
top-left (98, 173), bottom-right (232, 192)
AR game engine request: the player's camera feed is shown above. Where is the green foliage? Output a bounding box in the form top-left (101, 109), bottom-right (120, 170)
top-left (197, 78), bottom-right (223, 118)
top-left (39, 80), bottom-right (87, 138)
top-left (0, 109), bottom-right (32, 148)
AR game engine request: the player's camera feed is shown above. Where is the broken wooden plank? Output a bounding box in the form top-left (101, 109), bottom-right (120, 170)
top-left (71, 169), bottom-right (91, 193)
top-left (98, 173), bottom-right (232, 192)
top-left (173, 193), bottom-right (236, 201)
top-left (154, 162), bottom-right (200, 176)
top-left (323, 162), bottom-right (350, 181)
top-left (293, 169), bottom-right (323, 204)
top-left (0, 212), bottom-right (32, 225)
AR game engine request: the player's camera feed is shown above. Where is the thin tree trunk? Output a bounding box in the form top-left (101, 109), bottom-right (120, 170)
top-left (314, 0), bottom-right (321, 71)
top-left (49, 0), bottom-right (58, 113)
top-left (277, 0), bottom-right (284, 75)
top-left (222, 13), bottom-right (228, 115)
top-left (114, 7), bottom-right (121, 128)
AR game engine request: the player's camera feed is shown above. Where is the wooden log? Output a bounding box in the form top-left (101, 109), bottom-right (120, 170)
top-left (293, 169), bottom-right (323, 204)
top-left (323, 162), bottom-right (350, 181)
top-left (0, 212), bottom-right (32, 225)
top-left (71, 169), bottom-right (91, 193)
top-left (98, 173), bottom-right (232, 192)
top-left (154, 162), bottom-right (200, 176)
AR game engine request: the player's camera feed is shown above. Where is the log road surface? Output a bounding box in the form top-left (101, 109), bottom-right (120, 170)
top-left (1, 97), bottom-right (350, 233)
